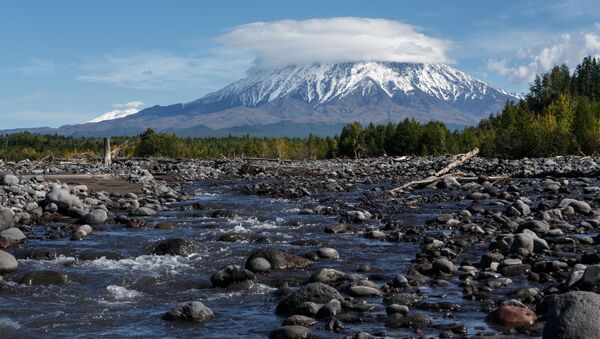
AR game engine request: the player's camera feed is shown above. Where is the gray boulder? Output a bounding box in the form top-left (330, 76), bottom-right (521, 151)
top-left (543, 291), bottom-right (600, 339)
top-left (79, 209), bottom-right (108, 225)
top-left (45, 188), bottom-right (81, 211)
top-left (276, 282), bottom-right (342, 315)
top-left (1, 174), bottom-right (19, 185)
top-left (245, 247), bottom-right (313, 271)
top-left (0, 208), bottom-right (16, 231)
top-left (211, 264), bottom-right (256, 289)
top-left (162, 301), bottom-right (214, 323)
top-left (0, 228), bottom-right (26, 244)
top-left (269, 326), bottom-right (311, 339)
top-left (0, 250), bottom-right (18, 273)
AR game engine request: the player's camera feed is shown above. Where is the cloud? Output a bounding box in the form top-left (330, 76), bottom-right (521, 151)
top-left (4, 58), bottom-right (57, 75)
top-left (88, 101), bottom-right (145, 123)
top-left (218, 17), bottom-right (452, 70)
top-left (77, 49), bottom-right (251, 90)
top-left (487, 28), bottom-right (600, 84)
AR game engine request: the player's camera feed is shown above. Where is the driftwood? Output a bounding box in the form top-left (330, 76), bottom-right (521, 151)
top-left (391, 148), bottom-right (490, 193)
top-left (102, 138), bottom-right (112, 165)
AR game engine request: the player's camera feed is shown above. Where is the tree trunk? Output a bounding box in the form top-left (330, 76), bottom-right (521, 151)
top-left (103, 138), bottom-right (112, 165)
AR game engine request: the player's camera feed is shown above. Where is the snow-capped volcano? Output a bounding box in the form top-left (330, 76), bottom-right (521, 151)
top-left (198, 62), bottom-right (517, 107)
top-left (7, 62), bottom-right (521, 137)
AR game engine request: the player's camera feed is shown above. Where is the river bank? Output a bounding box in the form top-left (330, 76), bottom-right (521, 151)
top-left (1, 155), bottom-right (600, 338)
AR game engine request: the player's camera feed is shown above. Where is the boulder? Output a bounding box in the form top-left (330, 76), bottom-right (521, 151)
top-left (432, 258), bottom-right (457, 274)
top-left (130, 207), bottom-right (157, 216)
top-left (211, 265), bottom-right (256, 289)
top-left (79, 209), bottom-right (108, 225)
top-left (1, 174), bottom-right (19, 185)
top-left (282, 315), bottom-right (317, 327)
top-left (0, 208), bottom-right (16, 231)
top-left (247, 257), bottom-right (272, 272)
top-left (269, 326), bottom-right (311, 339)
top-left (20, 270), bottom-right (69, 285)
top-left (45, 188), bottom-right (81, 211)
top-left (0, 250), bottom-right (18, 273)
top-left (149, 238), bottom-right (202, 256)
top-left (543, 291), bottom-right (600, 339)
top-left (245, 247), bottom-right (312, 271)
top-left (276, 282), bottom-right (342, 315)
top-left (0, 228), bottom-right (26, 246)
top-left (310, 268), bottom-right (346, 284)
top-left (162, 301), bottom-right (214, 323)
top-left (492, 305), bottom-right (537, 328)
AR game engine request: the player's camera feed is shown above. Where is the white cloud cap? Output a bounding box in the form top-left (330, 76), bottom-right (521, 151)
top-left (219, 17), bottom-right (452, 70)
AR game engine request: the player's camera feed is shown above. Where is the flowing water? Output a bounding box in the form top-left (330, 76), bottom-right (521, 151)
top-left (0, 179), bottom-right (511, 338)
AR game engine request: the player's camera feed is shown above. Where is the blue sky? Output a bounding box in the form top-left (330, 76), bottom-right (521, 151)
top-left (1, 0), bottom-right (599, 128)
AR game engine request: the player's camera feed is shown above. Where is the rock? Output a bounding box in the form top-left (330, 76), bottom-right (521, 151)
top-left (269, 326), bottom-right (311, 339)
top-left (246, 247), bottom-right (313, 271)
top-left (580, 265), bottom-right (600, 287)
top-left (316, 299), bottom-right (342, 318)
top-left (276, 282), bottom-right (343, 315)
top-left (0, 208), bottom-right (16, 231)
top-left (130, 207), bottom-right (157, 216)
top-left (558, 198), bottom-right (592, 215)
top-left (349, 285), bottom-right (382, 297)
top-left (324, 224), bottom-right (353, 234)
top-left (511, 233), bottom-right (534, 255)
top-left (387, 312), bottom-right (432, 329)
top-left (310, 268), bottom-right (346, 284)
top-left (433, 258), bottom-right (457, 274)
top-left (282, 315), bottom-right (317, 327)
top-left (20, 270), bottom-right (69, 285)
top-left (162, 301), bottom-right (214, 323)
top-left (247, 257), bottom-right (272, 272)
top-left (210, 210), bottom-right (237, 218)
top-left (386, 304), bottom-right (409, 315)
top-left (544, 291), bottom-right (600, 338)
top-left (518, 220), bottom-right (550, 234)
top-left (501, 264), bottom-right (531, 276)
top-left (0, 250), bottom-right (18, 273)
top-left (0, 228), bottom-right (26, 245)
top-left (79, 209), bottom-right (108, 225)
top-left (565, 264), bottom-right (587, 289)
top-left (211, 265), bottom-right (256, 289)
top-left (443, 176), bottom-right (461, 188)
top-left (45, 188), bottom-right (81, 211)
top-left (317, 247), bottom-right (339, 259)
top-left (493, 305), bottom-right (537, 328)
top-left (1, 174), bottom-right (19, 185)
top-left (45, 203), bottom-right (58, 213)
top-left (149, 238), bottom-right (202, 256)
top-left (218, 233), bottom-right (248, 242)
top-left (291, 302), bottom-right (322, 317)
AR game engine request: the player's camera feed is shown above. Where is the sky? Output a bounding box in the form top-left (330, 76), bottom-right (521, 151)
top-left (1, 0), bottom-right (599, 128)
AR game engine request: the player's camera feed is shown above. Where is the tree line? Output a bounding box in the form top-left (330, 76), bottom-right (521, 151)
top-left (2, 56), bottom-right (600, 161)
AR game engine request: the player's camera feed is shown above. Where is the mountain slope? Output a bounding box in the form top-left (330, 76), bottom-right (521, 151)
top-left (9, 62), bottom-right (521, 137)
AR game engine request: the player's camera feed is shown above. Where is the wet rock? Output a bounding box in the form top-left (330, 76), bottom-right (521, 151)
top-left (544, 291), bottom-right (600, 338)
top-left (324, 224), bottom-right (353, 234)
top-left (211, 210), bottom-right (237, 218)
top-left (349, 285), bottom-right (382, 297)
top-left (155, 222), bottom-right (175, 229)
top-left (149, 238), bottom-right (202, 256)
top-left (283, 315), bottom-right (317, 327)
top-left (20, 270), bottom-right (69, 285)
top-left (246, 247), bottom-right (313, 271)
top-left (317, 248), bottom-right (339, 259)
top-left (511, 233), bottom-right (534, 255)
top-left (247, 257), bottom-right (272, 272)
top-left (387, 312), bottom-right (431, 329)
top-left (501, 264), bottom-right (531, 276)
top-left (291, 302), bottom-right (322, 317)
top-left (0, 250), bottom-right (18, 273)
top-left (432, 258), bottom-right (457, 274)
top-left (564, 264), bottom-right (586, 289)
top-left (127, 218), bottom-right (153, 229)
top-left (276, 282), bottom-right (343, 315)
top-left (491, 305), bottom-right (537, 328)
top-left (386, 304), bottom-right (409, 315)
top-left (79, 209), bottom-right (108, 225)
top-left (218, 233), bottom-right (248, 242)
top-left (269, 326), bottom-right (311, 339)
top-left (310, 268), bottom-right (346, 284)
top-left (316, 299), bottom-right (342, 318)
top-left (579, 265), bottom-right (600, 287)
top-left (162, 301), bottom-right (214, 323)
top-left (211, 264), bottom-right (256, 290)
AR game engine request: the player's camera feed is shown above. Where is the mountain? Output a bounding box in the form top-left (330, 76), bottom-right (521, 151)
top-left (6, 62), bottom-right (521, 137)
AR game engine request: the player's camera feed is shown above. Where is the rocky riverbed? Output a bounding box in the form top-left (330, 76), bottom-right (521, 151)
top-left (1, 156), bottom-right (600, 338)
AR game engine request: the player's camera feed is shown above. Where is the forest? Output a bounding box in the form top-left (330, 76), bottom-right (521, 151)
top-left (2, 56), bottom-right (600, 161)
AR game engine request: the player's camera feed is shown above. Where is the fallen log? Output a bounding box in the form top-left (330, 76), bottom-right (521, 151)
top-left (391, 174), bottom-right (511, 193)
top-left (434, 148), bottom-right (479, 177)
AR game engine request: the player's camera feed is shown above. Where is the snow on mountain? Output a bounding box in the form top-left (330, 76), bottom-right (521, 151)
top-left (196, 62), bottom-right (520, 107)
top-left (88, 101), bottom-right (144, 123)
